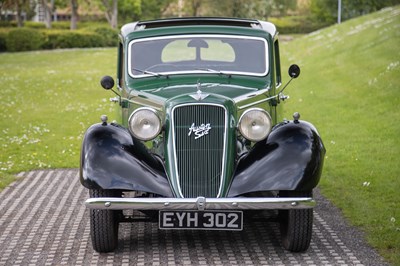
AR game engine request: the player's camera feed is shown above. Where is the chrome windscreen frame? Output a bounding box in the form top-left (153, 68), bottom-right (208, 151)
top-left (127, 34), bottom-right (269, 78)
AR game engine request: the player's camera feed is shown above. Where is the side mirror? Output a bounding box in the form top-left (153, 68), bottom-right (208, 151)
top-left (288, 64), bottom-right (300, 79)
top-left (275, 64), bottom-right (301, 99)
top-left (100, 75), bottom-right (115, 90)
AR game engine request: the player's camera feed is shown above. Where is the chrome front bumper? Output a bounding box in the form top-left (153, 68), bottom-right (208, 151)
top-left (85, 196), bottom-right (315, 211)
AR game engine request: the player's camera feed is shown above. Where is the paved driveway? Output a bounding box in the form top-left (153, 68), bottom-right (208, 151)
top-left (0, 169), bottom-right (388, 265)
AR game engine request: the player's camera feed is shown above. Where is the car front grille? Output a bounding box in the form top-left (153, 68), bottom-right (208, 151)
top-left (172, 104), bottom-right (226, 198)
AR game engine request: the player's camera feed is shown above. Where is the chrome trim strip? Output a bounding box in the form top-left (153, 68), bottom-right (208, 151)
top-left (128, 34), bottom-right (269, 78)
top-left (232, 86), bottom-right (271, 103)
top-left (85, 197), bottom-right (316, 210)
top-left (237, 94), bottom-right (278, 110)
top-left (125, 90), bottom-right (166, 111)
top-left (171, 103), bottom-right (228, 198)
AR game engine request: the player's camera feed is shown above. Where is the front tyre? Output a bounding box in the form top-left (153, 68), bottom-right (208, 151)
top-left (89, 189), bottom-right (119, 253)
top-left (279, 191), bottom-right (313, 252)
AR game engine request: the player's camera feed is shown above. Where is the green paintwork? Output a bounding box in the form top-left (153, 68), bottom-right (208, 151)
top-left (124, 25), bottom-right (271, 42)
top-left (162, 94), bottom-right (237, 197)
top-left (134, 79), bottom-right (266, 100)
top-left (115, 18), bottom-right (283, 198)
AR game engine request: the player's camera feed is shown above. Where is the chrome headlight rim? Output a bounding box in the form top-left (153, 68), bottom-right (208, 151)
top-left (128, 107), bottom-right (162, 141)
top-left (238, 108), bottom-right (272, 142)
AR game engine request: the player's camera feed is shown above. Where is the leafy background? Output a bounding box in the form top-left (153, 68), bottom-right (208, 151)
top-left (0, 5), bottom-right (399, 264)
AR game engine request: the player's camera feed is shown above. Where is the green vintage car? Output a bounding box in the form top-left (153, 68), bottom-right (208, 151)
top-left (80, 17), bottom-right (325, 253)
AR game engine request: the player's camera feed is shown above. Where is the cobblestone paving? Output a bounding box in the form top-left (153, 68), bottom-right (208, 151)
top-left (0, 170), bottom-right (388, 265)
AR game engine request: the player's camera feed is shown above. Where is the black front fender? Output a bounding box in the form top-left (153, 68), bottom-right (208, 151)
top-left (228, 120), bottom-right (325, 197)
top-left (80, 123), bottom-right (173, 197)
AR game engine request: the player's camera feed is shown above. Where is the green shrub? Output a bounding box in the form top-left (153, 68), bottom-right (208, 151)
top-left (93, 27), bottom-right (118, 47)
top-left (270, 16), bottom-right (329, 34)
top-left (41, 30), bottom-right (63, 49)
top-left (6, 28), bottom-right (45, 52)
top-left (24, 21), bottom-right (46, 29)
top-left (24, 21), bottom-right (71, 30)
top-left (1, 25), bottom-right (117, 52)
top-left (42, 31), bottom-right (105, 49)
top-left (79, 21), bottom-right (110, 28)
top-left (0, 21), bottom-right (16, 28)
top-left (0, 32), bottom-right (7, 52)
top-left (52, 21), bottom-right (71, 30)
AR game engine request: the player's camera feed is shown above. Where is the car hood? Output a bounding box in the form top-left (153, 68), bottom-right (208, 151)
top-left (136, 82), bottom-right (267, 102)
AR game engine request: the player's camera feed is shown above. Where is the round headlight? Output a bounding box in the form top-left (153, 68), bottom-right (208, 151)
top-left (128, 108), bottom-right (161, 141)
top-left (238, 108), bottom-right (272, 141)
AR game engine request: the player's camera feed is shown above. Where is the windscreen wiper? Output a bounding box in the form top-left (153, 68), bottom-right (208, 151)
top-left (195, 67), bottom-right (232, 78)
top-left (131, 68), bottom-right (168, 78)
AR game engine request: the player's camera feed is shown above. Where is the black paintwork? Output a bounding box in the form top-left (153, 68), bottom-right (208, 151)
top-left (228, 120), bottom-right (325, 197)
top-left (80, 119), bottom-right (325, 198)
top-left (80, 123), bottom-right (174, 197)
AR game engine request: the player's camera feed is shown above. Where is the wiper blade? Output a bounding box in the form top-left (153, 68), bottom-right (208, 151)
top-left (131, 68), bottom-right (167, 78)
top-left (195, 68), bottom-right (232, 77)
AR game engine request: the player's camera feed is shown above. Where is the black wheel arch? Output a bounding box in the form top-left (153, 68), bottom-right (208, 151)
top-left (228, 120), bottom-right (325, 197)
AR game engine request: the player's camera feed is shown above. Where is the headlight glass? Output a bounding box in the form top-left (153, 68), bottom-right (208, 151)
top-left (128, 108), bottom-right (161, 141)
top-left (238, 108), bottom-right (272, 141)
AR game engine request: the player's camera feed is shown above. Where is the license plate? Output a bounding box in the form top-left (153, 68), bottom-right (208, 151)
top-left (159, 210), bottom-right (243, 231)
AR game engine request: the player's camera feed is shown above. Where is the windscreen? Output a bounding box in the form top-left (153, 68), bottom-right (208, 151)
top-left (128, 35), bottom-right (268, 77)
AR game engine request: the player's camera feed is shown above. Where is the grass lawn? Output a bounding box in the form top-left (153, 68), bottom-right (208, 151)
top-left (0, 6), bottom-right (399, 264)
top-left (280, 6), bottom-right (400, 264)
top-left (0, 48), bottom-right (117, 187)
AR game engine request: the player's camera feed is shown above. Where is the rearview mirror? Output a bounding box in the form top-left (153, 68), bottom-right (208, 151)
top-left (100, 76), bottom-right (115, 90)
top-left (288, 64), bottom-right (300, 78)
top-left (187, 39), bottom-right (209, 48)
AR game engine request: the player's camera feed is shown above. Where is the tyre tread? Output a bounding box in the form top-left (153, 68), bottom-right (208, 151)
top-left (279, 190), bottom-right (313, 252)
top-left (89, 189), bottom-right (119, 253)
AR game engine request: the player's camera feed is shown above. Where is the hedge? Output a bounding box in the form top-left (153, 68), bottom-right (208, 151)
top-left (92, 27), bottom-right (118, 47)
top-left (0, 17), bottom-right (328, 52)
top-left (0, 27), bottom-right (118, 52)
top-left (269, 16), bottom-right (330, 34)
top-left (0, 32), bottom-right (7, 52)
top-left (24, 21), bottom-right (71, 29)
top-left (5, 28), bottom-right (45, 52)
top-left (42, 31), bottom-right (106, 49)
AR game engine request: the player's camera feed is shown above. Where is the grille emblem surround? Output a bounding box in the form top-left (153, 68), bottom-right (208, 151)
top-left (189, 82), bottom-right (210, 101)
top-left (189, 90), bottom-right (210, 101)
top-left (171, 103), bottom-right (228, 198)
top-left (188, 123), bottom-right (211, 140)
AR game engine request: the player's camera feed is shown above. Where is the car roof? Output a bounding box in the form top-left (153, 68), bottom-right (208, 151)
top-left (121, 17), bottom-right (277, 39)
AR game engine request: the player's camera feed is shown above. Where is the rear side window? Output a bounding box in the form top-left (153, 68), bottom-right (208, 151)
top-left (274, 40), bottom-right (281, 87)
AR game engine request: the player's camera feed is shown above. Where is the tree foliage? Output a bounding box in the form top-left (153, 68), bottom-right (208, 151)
top-left (141, 0), bottom-right (176, 20)
top-left (0, 0), bottom-right (32, 27)
top-left (310, 0), bottom-right (400, 23)
top-left (101, 0), bottom-right (118, 29)
top-left (177, 0), bottom-right (297, 19)
top-left (98, 0), bottom-right (141, 27)
top-left (206, 0), bottom-right (272, 18)
top-left (1, 0), bottom-right (399, 29)
top-left (118, 0), bottom-right (141, 22)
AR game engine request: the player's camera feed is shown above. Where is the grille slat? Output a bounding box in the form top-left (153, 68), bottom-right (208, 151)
top-left (173, 104), bottom-right (226, 198)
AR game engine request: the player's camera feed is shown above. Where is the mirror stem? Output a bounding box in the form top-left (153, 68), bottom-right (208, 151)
top-left (111, 89), bottom-right (121, 97)
top-left (278, 77), bottom-right (294, 95)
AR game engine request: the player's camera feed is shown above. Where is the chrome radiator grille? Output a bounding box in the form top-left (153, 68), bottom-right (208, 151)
top-left (172, 104), bottom-right (226, 198)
